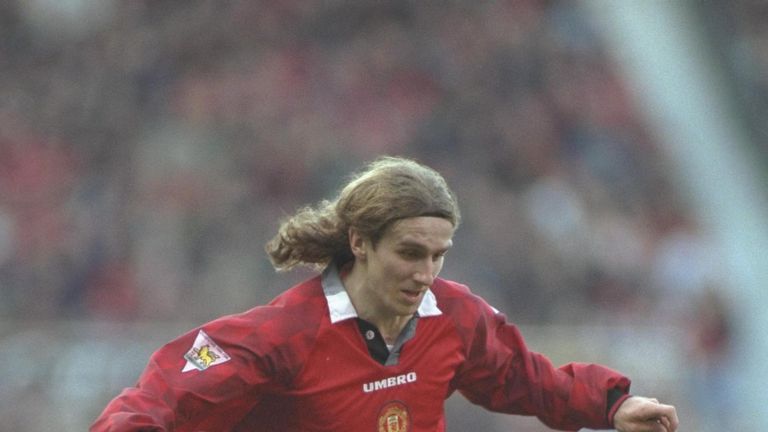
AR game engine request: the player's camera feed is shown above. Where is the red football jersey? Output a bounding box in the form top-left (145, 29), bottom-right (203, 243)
top-left (91, 265), bottom-right (630, 431)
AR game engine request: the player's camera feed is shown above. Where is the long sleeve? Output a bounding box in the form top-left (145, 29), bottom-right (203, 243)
top-left (451, 296), bottom-right (630, 431)
top-left (90, 314), bottom-right (290, 431)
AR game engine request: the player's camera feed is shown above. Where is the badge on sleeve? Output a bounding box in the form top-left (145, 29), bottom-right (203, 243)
top-left (182, 329), bottom-right (231, 372)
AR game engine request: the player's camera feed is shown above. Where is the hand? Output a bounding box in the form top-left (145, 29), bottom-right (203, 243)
top-left (613, 396), bottom-right (679, 432)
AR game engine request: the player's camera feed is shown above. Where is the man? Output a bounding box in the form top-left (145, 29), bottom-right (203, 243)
top-left (92, 156), bottom-right (679, 431)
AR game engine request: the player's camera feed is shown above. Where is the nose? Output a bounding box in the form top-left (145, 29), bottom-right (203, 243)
top-left (413, 260), bottom-right (436, 286)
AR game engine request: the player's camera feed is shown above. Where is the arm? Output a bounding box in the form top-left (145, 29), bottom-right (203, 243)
top-left (90, 321), bottom-right (282, 431)
top-left (452, 299), bottom-right (631, 431)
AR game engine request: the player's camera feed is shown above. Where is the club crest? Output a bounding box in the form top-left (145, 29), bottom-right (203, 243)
top-left (377, 400), bottom-right (410, 432)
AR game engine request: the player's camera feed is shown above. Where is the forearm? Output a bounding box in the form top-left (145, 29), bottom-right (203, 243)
top-left (525, 359), bottom-right (631, 430)
top-left (458, 316), bottom-right (631, 430)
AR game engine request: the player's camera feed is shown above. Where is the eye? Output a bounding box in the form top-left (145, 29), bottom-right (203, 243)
top-left (398, 249), bottom-right (422, 260)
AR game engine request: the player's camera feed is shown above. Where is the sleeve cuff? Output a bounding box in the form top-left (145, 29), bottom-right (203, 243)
top-left (607, 392), bottom-right (633, 427)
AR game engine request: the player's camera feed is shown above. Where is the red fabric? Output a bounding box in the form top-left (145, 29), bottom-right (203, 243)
top-left (91, 276), bottom-right (630, 431)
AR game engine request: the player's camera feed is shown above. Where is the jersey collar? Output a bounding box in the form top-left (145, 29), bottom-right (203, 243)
top-left (321, 263), bottom-right (442, 324)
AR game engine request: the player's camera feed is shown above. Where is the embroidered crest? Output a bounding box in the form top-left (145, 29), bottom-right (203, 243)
top-left (182, 329), bottom-right (231, 372)
top-left (377, 400), bottom-right (410, 432)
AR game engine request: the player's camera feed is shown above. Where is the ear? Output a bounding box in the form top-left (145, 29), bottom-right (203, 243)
top-left (348, 227), bottom-right (367, 261)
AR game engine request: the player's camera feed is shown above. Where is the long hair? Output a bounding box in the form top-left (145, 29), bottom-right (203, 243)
top-left (265, 156), bottom-right (461, 271)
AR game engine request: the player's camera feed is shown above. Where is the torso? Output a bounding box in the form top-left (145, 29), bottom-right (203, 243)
top-left (236, 273), bottom-right (472, 431)
top-left (285, 314), bottom-right (464, 431)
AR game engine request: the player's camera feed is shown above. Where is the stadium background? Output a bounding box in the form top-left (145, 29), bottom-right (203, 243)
top-left (1, 1), bottom-right (766, 430)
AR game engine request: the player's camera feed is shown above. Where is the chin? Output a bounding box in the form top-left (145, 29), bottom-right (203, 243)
top-left (395, 304), bottom-right (420, 317)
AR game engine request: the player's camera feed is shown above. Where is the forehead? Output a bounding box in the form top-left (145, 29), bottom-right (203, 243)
top-left (383, 216), bottom-right (454, 249)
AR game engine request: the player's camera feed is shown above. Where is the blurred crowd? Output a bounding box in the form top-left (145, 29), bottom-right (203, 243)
top-left (0, 0), bottom-right (725, 325)
top-left (704, 1), bottom-right (768, 154)
top-left (0, 1), bottom-right (745, 430)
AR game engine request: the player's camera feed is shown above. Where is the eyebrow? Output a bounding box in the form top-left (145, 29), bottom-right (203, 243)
top-left (396, 240), bottom-right (453, 254)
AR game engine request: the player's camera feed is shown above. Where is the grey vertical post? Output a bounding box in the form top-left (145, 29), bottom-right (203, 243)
top-left (582, 0), bottom-right (768, 428)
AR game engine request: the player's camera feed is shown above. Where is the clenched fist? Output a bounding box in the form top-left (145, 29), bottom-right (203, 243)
top-left (613, 396), bottom-right (679, 432)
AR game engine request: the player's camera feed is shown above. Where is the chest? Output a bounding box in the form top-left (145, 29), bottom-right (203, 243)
top-left (286, 319), bottom-right (464, 431)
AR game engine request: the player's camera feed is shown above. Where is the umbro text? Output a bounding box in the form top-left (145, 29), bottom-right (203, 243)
top-left (362, 372), bottom-right (417, 393)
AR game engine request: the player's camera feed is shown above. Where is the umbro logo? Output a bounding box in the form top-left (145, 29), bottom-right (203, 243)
top-left (363, 372), bottom-right (417, 393)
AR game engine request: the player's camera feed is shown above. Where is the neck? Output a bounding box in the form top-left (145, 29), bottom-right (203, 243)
top-left (342, 261), bottom-right (413, 344)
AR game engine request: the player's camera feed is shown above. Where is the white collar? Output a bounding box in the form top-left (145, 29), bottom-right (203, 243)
top-left (321, 263), bottom-right (443, 324)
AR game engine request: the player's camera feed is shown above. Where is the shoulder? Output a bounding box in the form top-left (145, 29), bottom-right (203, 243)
top-left (268, 274), bottom-right (327, 310)
top-left (211, 275), bottom-right (327, 339)
top-left (193, 276), bottom-right (327, 368)
top-left (141, 276), bottom-right (328, 387)
top-left (431, 277), bottom-right (494, 317)
top-left (154, 276), bottom-right (328, 383)
top-left (430, 278), bottom-right (505, 347)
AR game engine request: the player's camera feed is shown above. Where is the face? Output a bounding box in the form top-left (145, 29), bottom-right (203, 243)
top-left (352, 216), bottom-right (454, 318)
